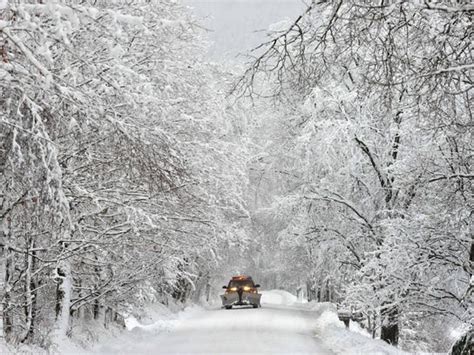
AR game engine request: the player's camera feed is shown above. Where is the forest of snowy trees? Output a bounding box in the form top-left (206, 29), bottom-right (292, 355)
top-left (0, 0), bottom-right (472, 354)
top-left (238, 0), bottom-right (473, 351)
top-left (0, 0), bottom-right (250, 348)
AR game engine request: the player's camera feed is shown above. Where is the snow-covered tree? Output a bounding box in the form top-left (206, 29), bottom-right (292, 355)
top-left (237, 0), bottom-right (473, 350)
top-left (1, 0), bottom-right (249, 348)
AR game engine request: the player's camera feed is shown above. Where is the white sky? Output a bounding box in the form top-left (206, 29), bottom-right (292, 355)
top-left (183, 0), bottom-right (307, 63)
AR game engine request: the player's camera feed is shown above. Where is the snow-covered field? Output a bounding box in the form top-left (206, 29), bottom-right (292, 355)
top-left (85, 290), bottom-right (406, 355)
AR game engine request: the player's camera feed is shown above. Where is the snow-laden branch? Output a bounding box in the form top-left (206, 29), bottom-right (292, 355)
top-left (428, 174), bottom-right (474, 183)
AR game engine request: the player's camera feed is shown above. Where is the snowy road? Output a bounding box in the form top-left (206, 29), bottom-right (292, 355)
top-left (139, 305), bottom-right (332, 354)
top-left (92, 291), bottom-right (405, 355)
top-left (94, 291), bottom-right (334, 355)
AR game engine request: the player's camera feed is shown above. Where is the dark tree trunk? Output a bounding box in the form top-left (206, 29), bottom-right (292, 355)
top-left (2, 247), bottom-right (13, 342)
top-left (381, 305), bottom-right (399, 346)
top-left (205, 281), bottom-right (211, 302)
top-left (55, 269), bottom-right (66, 319)
top-left (93, 298), bottom-right (100, 320)
top-left (172, 262), bottom-right (190, 303)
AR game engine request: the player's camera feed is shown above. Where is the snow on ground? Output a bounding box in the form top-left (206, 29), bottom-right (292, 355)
top-left (310, 305), bottom-right (406, 355)
top-left (92, 290), bottom-right (332, 355)
top-left (0, 290), bottom-right (409, 354)
top-left (260, 289), bottom-right (298, 305)
top-left (262, 291), bottom-right (407, 355)
top-left (0, 343), bottom-right (45, 355)
top-left (87, 290), bottom-right (407, 355)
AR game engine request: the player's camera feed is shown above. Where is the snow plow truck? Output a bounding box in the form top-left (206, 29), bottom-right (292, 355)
top-left (221, 275), bottom-right (261, 309)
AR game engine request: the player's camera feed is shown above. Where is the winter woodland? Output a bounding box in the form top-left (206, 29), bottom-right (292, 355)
top-left (0, 0), bottom-right (472, 353)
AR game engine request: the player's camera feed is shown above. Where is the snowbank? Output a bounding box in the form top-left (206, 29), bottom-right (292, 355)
top-left (0, 342), bottom-right (11, 355)
top-left (0, 341), bottom-right (50, 355)
top-left (309, 303), bottom-right (408, 355)
top-left (91, 303), bottom-right (203, 354)
top-left (125, 301), bottom-right (175, 330)
top-left (260, 289), bottom-right (298, 306)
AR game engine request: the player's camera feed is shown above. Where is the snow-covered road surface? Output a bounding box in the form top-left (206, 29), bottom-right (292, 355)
top-left (133, 305), bottom-right (332, 354)
top-left (91, 291), bottom-right (406, 355)
top-left (94, 291), bottom-right (332, 354)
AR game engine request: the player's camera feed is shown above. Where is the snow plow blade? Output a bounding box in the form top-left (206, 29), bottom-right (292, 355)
top-left (221, 292), bottom-right (261, 308)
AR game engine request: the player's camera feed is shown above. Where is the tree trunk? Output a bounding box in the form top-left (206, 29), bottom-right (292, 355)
top-left (326, 279), bottom-right (332, 302)
top-left (54, 257), bottom-right (72, 340)
top-left (469, 233), bottom-right (473, 286)
top-left (2, 246), bottom-right (13, 342)
top-left (22, 243), bottom-right (36, 343)
top-left (367, 311), bottom-right (377, 339)
top-left (205, 280), bottom-right (211, 302)
top-left (381, 305), bottom-right (399, 346)
top-left (93, 298), bottom-right (99, 319)
top-left (306, 280), bottom-right (315, 302)
top-left (104, 307), bottom-right (114, 328)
